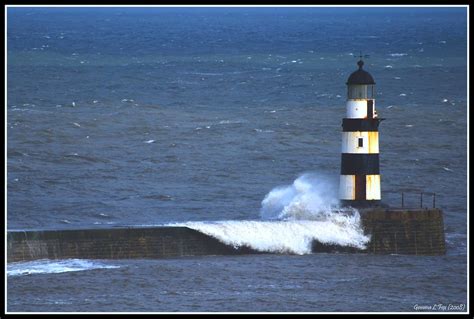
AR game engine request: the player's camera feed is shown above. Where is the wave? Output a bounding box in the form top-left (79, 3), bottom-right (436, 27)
top-left (7, 259), bottom-right (120, 277)
top-left (389, 53), bottom-right (408, 57)
top-left (170, 216), bottom-right (369, 255)
top-left (168, 174), bottom-right (370, 255)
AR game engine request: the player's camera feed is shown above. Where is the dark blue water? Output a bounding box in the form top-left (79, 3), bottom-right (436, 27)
top-left (6, 7), bottom-right (467, 312)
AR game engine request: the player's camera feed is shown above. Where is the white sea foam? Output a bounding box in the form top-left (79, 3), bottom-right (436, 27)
top-left (389, 53), bottom-right (408, 57)
top-left (253, 129), bottom-right (274, 133)
top-left (7, 259), bottom-right (120, 277)
top-left (218, 120), bottom-right (244, 125)
top-left (167, 174), bottom-right (370, 254)
top-left (144, 139), bottom-right (155, 144)
top-left (172, 218), bottom-right (368, 255)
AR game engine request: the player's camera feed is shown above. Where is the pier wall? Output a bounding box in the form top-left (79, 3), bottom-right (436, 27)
top-left (7, 208), bottom-right (446, 262)
top-left (7, 227), bottom-right (258, 263)
top-left (360, 208), bottom-right (446, 255)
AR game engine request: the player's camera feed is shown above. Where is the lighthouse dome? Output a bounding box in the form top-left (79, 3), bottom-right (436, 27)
top-left (346, 60), bottom-right (375, 85)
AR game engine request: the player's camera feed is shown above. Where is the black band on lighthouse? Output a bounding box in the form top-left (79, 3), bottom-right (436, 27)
top-left (342, 119), bottom-right (381, 132)
top-left (340, 153), bottom-right (380, 175)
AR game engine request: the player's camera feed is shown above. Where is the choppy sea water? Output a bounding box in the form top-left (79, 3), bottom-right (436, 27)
top-left (6, 7), bottom-right (467, 312)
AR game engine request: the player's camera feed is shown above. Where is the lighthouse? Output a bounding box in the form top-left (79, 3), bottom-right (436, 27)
top-left (339, 58), bottom-right (382, 207)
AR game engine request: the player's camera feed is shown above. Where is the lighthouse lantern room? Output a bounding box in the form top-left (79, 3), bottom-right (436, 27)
top-left (340, 58), bottom-right (382, 207)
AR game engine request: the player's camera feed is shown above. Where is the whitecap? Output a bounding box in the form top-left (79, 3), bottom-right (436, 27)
top-left (399, 93), bottom-right (407, 96)
top-left (7, 259), bottom-right (120, 277)
top-left (405, 124), bottom-right (413, 127)
top-left (385, 65), bottom-right (393, 69)
top-left (144, 139), bottom-right (155, 144)
top-left (218, 120), bottom-right (243, 125)
top-left (253, 129), bottom-right (274, 133)
top-left (72, 122), bottom-right (81, 127)
top-left (389, 53), bottom-right (408, 57)
top-left (442, 99), bottom-right (448, 103)
top-left (443, 167), bottom-right (452, 172)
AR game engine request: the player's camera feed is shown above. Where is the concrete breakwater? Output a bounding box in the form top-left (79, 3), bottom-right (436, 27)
top-left (7, 208), bottom-right (446, 262)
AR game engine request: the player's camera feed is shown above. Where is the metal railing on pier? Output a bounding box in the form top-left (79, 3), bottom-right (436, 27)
top-left (383, 190), bottom-right (437, 209)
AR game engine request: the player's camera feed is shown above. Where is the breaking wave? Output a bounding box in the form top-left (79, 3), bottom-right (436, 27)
top-left (7, 259), bottom-right (120, 277)
top-left (169, 173), bottom-right (370, 255)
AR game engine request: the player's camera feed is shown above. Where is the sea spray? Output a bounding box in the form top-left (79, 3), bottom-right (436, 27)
top-left (168, 173), bottom-right (371, 254)
top-left (260, 173), bottom-right (340, 220)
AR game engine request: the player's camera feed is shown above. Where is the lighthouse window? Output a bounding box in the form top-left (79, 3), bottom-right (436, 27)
top-left (348, 85), bottom-right (375, 99)
top-left (358, 138), bottom-right (364, 148)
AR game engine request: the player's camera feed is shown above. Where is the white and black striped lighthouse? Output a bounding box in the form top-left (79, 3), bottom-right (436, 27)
top-left (339, 58), bottom-right (383, 207)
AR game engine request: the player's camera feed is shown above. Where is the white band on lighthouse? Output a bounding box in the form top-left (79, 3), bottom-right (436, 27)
top-left (341, 131), bottom-right (379, 154)
top-left (345, 100), bottom-right (373, 118)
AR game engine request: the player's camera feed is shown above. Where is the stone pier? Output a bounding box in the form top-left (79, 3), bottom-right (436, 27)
top-left (7, 208), bottom-right (446, 262)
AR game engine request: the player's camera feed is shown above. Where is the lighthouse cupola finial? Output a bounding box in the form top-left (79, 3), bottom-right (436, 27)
top-left (346, 53), bottom-right (375, 86)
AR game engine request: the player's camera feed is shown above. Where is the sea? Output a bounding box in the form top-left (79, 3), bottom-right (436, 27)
top-left (6, 6), bottom-right (468, 313)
